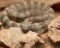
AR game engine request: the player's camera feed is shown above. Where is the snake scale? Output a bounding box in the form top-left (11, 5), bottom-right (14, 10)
top-left (0, 0), bottom-right (55, 34)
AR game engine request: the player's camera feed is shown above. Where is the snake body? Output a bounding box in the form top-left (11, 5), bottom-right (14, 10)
top-left (0, 0), bottom-right (55, 33)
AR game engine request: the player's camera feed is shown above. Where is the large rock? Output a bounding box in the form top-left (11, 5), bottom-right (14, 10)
top-left (48, 16), bottom-right (60, 43)
top-left (0, 27), bottom-right (44, 48)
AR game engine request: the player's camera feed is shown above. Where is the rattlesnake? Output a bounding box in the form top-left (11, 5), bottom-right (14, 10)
top-left (0, 0), bottom-right (55, 34)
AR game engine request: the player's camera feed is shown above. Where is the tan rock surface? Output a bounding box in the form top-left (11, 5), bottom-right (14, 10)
top-left (0, 0), bottom-right (60, 8)
top-left (48, 16), bottom-right (60, 43)
top-left (35, 0), bottom-right (60, 5)
top-left (0, 27), bottom-right (44, 48)
top-left (0, 0), bottom-right (23, 8)
top-left (0, 27), bottom-right (23, 48)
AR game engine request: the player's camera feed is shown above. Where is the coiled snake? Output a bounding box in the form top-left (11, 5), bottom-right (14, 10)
top-left (0, 0), bottom-right (55, 34)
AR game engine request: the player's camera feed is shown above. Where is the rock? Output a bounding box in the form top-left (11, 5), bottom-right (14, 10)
top-left (0, 0), bottom-right (23, 8)
top-left (40, 33), bottom-right (54, 48)
top-left (48, 16), bottom-right (60, 43)
top-left (39, 0), bottom-right (60, 6)
top-left (0, 0), bottom-right (60, 8)
top-left (0, 27), bottom-right (44, 48)
top-left (0, 27), bottom-right (23, 48)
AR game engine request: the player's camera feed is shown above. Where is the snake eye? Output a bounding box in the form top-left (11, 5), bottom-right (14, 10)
top-left (50, 26), bottom-right (53, 28)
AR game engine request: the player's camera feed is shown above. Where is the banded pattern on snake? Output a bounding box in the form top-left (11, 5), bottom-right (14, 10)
top-left (0, 0), bottom-right (55, 33)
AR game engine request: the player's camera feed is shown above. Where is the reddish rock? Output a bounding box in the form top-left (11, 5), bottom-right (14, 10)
top-left (39, 0), bottom-right (60, 6)
top-left (48, 16), bottom-right (60, 43)
top-left (0, 27), bottom-right (44, 48)
top-left (0, 0), bottom-right (23, 8)
top-left (41, 33), bottom-right (48, 39)
top-left (48, 31), bottom-right (60, 43)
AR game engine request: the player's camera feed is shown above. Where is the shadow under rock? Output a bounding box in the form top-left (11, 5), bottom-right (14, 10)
top-left (0, 41), bottom-right (9, 48)
top-left (32, 41), bottom-right (44, 48)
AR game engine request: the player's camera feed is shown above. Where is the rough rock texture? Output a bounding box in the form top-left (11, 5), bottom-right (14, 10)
top-left (48, 16), bottom-right (60, 43)
top-left (0, 0), bottom-right (23, 8)
top-left (0, 0), bottom-right (60, 8)
top-left (0, 27), bottom-right (44, 48)
top-left (0, 1), bottom-right (55, 34)
top-left (39, 0), bottom-right (60, 6)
